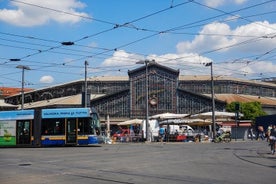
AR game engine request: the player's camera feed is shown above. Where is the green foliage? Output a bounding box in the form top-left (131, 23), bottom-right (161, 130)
top-left (226, 101), bottom-right (266, 122)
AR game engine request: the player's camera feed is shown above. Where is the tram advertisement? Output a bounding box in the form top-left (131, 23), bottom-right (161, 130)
top-left (0, 121), bottom-right (16, 146)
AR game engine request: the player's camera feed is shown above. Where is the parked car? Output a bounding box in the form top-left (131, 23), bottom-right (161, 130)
top-left (112, 129), bottom-right (130, 141)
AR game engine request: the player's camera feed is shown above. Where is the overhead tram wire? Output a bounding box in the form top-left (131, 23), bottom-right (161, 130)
top-left (4, 1), bottom-right (118, 61)
top-left (191, 0), bottom-right (276, 31)
top-left (206, 47), bottom-right (276, 77)
top-left (169, 0), bottom-right (276, 32)
top-left (166, 10), bottom-right (276, 35)
top-left (8, 0), bottom-right (192, 43)
top-left (10, 0), bottom-right (116, 26)
top-left (70, 1), bottom-right (194, 43)
top-left (0, 31), bottom-right (57, 44)
top-left (4, 0), bottom-right (193, 64)
top-left (63, 29), bottom-right (275, 70)
top-left (0, 37), bottom-right (106, 55)
top-left (155, 32), bottom-right (275, 77)
top-left (0, 43), bottom-right (90, 58)
top-left (2, 0), bottom-right (271, 62)
top-left (2, 1), bottom-right (274, 78)
top-left (69, 3), bottom-right (276, 66)
top-left (4, 0), bottom-right (273, 52)
top-left (114, 1), bottom-right (193, 27)
top-left (96, 1), bottom-right (276, 62)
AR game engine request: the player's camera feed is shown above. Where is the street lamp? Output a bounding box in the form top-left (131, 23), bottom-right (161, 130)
top-left (16, 65), bottom-right (31, 110)
top-left (136, 59), bottom-right (155, 142)
top-left (205, 62), bottom-right (216, 139)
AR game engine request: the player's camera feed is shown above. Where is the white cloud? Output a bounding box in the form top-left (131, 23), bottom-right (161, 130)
top-left (102, 50), bottom-right (213, 67)
top-left (176, 21), bottom-right (276, 54)
top-left (215, 60), bottom-right (276, 78)
top-left (148, 53), bottom-right (212, 66)
top-left (0, 0), bottom-right (88, 27)
top-left (101, 50), bottom-right (214, 75)
top-left (40, 75), bottom-right (54, 83)
top-left (203, 0), bottom-right (247, 7)
top-left (176, 21), bottom-right (276, 78)
top-left (204, 0), bottom-right (225, 8)
top-left (100, 48), bottom-right (276, 79)
top-left (102, 50), bottom-right (145, 66)
top-left (234, 0), bottom-right (247, 5)
top-left (101, 20), bottom-right (276, 79)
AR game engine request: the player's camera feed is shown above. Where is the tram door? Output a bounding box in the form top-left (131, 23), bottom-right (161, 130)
top-left (17, 120), bottom-right (31, 145)
top-left (66, 119), bottom-right (77, 144)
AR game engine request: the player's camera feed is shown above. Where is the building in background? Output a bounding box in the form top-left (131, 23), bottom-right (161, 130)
top-left (3, 63), bottom-right (276, 124)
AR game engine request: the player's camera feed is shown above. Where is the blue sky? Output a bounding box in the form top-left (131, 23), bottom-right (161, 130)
top-left (0, 0), bottom-right (275, 89)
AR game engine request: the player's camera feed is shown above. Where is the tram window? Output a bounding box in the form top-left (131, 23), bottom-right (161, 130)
top-left (78, 118), bottom-right (94, 135)
top-left (42, 119), bottom-right (65, 135)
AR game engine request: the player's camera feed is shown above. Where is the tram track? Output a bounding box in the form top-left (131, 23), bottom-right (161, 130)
top-left (96, 170), bottom-right (210, 184)
top-left (69, 173), bottom-right (135, 184)
top-left (232, 148), bottom-right (276, 169)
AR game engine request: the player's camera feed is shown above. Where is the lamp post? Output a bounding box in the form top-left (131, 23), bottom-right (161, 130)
top-left (136, 59), bottom-right (155, 142)
top-left (16, 65), bottom-right (30, 110)
top-left (205, 62), bottom-right (216, 139)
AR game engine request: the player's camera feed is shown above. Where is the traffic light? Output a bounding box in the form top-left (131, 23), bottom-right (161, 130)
top-left (235, 103), bottom-right (240, 111)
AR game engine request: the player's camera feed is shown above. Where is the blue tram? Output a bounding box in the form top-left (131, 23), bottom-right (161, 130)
top-left (0, 107), bottom-right (101, 147)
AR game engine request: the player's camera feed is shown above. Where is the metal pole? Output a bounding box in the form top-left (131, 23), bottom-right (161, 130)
top-left (136, 59), bottom-right (155, 142)
top-left (145, 61), bottom-right (149, 142)
top-left (21, 68), bottom-right (25, 110)
top-left (210, 63), bottom-right (216, 139)
top-left (235, 112), bottom-right (238, 141)
top-left (16, 65), bottom-right (30, 110)
top-left (84, 61), bottom-right (88, 107)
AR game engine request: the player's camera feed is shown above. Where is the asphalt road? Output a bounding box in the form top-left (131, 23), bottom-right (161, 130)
top-left (0, 141), bottom-right (275, 184)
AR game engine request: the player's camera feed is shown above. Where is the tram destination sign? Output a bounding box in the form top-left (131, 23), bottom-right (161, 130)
top-left (42, 108), bottom-right (90, 119)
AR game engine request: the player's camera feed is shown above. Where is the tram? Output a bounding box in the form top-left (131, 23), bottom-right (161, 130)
top-left (0, 107), bottom-right (101, 147)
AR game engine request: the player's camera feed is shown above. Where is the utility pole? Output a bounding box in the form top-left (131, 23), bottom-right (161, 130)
top-left (16, 65), bottom-right (30, 110)
top-left (205, 62), bottom-right (216, 139)
top-left (84, 60), bottom-right (88, 108)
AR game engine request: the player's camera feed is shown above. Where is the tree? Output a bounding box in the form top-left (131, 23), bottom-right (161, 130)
top-left (226, 101), bottom-right (266, 123)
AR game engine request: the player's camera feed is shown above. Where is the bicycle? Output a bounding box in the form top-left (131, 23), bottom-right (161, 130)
top-left (214, 131), bottom-right (231, 143)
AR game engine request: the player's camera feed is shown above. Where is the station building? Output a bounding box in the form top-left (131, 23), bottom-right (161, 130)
top-left (4, 62), bottom-right (276, 124)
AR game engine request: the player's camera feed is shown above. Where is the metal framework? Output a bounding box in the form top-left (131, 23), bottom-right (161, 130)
top-left (129, 64), bottom-right (179, 118)
top-left (4, 63), bottom-right (276, 121)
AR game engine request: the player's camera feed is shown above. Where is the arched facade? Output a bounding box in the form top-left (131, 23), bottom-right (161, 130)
top-left (4, 63), bottom-right (276, 122)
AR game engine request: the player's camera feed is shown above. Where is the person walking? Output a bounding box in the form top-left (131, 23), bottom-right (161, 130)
top-left (269, 125), bottom-right (276, 155)
top-left (248, 127), bottom-right (254, 140)
top-left (266, 125), bottom-right (272, 142)
top-left (159, 125), bottom-right (165, 143)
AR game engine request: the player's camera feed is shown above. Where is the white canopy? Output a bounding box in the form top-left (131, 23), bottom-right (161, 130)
top-left (150, 112), bottom-right (189, 120)
top-left (159, 118), bottom-right (211, 126)
top-left (117, 118), bottom-right (143, 125)
top-left (191, 111), bottom-right (243, 119)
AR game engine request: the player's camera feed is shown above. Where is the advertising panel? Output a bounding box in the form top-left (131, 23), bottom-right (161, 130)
top-left (0, 121), bottom-right (16, 146)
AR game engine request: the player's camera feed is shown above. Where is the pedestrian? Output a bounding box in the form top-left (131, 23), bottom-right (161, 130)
top-left (248, 127), bottom-right (254, 140)
top-left (266, 125), bottom-right (272, 142)
top-left (257, 126), bottom-right (265, 140)
top-left (159, 125), bottom-right (165, 143)
top-left (269, 125), bottom-right (276, 155)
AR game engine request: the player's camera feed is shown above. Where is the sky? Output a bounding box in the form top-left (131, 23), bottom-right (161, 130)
top-left (0, 0), bottom-right (275, 90)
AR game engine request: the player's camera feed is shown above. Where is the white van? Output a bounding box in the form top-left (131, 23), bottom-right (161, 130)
top-left (142, 119), bottom-right (160, 142)
top-left (142, 120), bottom-right (194, 141)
